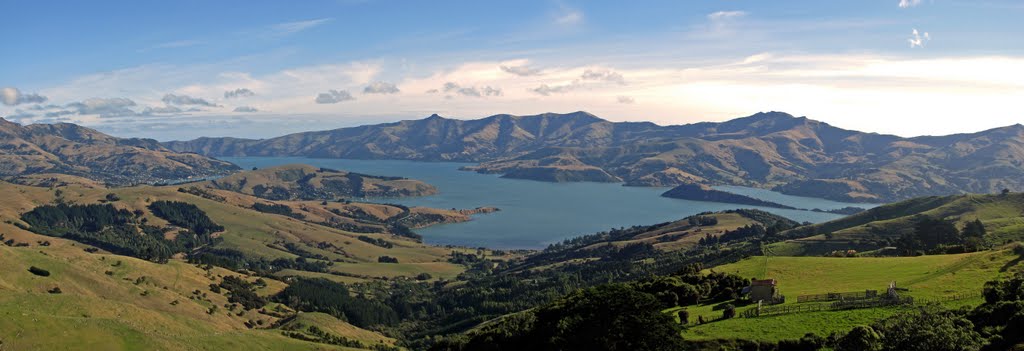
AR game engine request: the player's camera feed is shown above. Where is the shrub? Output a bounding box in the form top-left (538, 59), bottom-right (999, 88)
top-left (28, 266), bottom-right (50, 277)
top-left (722, 304), bottom-right (736, 319)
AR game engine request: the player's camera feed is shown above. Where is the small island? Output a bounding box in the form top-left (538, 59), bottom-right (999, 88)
top-left (661, 183), bottom-right (796, 210)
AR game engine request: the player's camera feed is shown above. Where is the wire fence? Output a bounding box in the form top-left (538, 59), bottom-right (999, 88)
top-left (796, 290), bottom-right (879, 303)
top-left (741, 293), bottom-right (982, 319)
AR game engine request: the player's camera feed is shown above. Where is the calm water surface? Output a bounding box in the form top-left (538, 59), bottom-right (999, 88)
top-left (220, 157), bottom-right (878, 249)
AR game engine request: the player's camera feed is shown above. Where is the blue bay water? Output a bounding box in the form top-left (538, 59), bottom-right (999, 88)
top-left (219, 157), bottom-right (877, 249)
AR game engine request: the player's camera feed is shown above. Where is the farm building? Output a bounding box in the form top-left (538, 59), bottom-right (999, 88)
top-left (744, 279), bottom-right (778, 303)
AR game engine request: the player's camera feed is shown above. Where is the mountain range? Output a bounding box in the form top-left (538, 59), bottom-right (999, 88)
top-left (0, 118), bottom-right (237, 185)
top-left (163, 111), bottom-right (1024, 203)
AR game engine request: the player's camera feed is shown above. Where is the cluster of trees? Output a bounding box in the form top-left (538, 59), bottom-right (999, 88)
top-left (897, 216), bottom-right (987, 255)
top-left (358, 235), bottom-right (394, 249)
top-left (252, 202), bottom-right (305, 219)
top-left (688, 215), bottom-right (719, 227)
top-left (218, 276), bottom-right (266, 310)
top-left (20, 203), bottom-right (219, 262)
top-left (429, 284), bottom-right (686, 351)
top-left (148, 201), bottom-right (224, 236)
top-left (189, 247), bottom-right (330, 274)
top-left (274, 278), bottom-right (400, 328)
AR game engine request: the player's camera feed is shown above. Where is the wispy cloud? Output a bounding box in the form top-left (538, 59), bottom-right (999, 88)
top-left (707, 11), bottom-right (747, 21)
top-left (152, 40), bottom-right (201, 49)
top-left (162, 93), bottom-right (220, 107)
top-left (908, 28), bottom-right (931, 48)
top-left (224, 88), bottom-right (255, 99)
top-left (581, 69), bottom-right (626, 85)
top-left (899, 0), bottom-right (922, 8)
top-left (363, 81), bottom-right (400, 94)
top-left (1, 87), bottom-right (48, 106)
top-left (442, 82), bottom-right (502, 98)
top-left (501, 64), bottom-right (543, 77)
top-left (617, 96), bottom-right (635, 104)
top-left (315, 89), bottom-right (355, 104)
top-left (555, 6), bottom-right (584, 26)
top-left (233, 106), bottom-right (259, 113)
top-left (271, 18), bottom-right (332, 36)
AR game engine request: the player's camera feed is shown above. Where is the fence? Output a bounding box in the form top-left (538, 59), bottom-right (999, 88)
top-left (743, 293), bottom-right (982, 319)
top-left (796, 290), bottom-right (878, 303)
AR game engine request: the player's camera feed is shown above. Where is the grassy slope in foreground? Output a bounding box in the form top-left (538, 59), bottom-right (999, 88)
top-left (681, 248), bottom-right (1024, 342)
top-left (0, 243), bottom-right (389, 351)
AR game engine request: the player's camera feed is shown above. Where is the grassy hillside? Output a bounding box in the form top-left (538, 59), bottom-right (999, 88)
top-left (206, 164), bottom-right (437, 201)
top-left (542, 209), bottom-right (798, 254)
top-left (0, 243), bottom-right (386, 350)
top-left (679, 248), bottom-right (1024, 342)
top-left (772, 192), bottom-right (1024, 255)
top-left (0, 180), bottom-right (484, 283)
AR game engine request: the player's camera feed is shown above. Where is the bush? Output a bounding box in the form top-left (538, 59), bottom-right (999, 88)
top-left (722, 304), bottom-right (736, 319)
top-left (28, 266), bottom-right (51, 277)
top-left (48, 286), bottom-right (62, 294)
top-left (378, 256), bottom-right (399, 263)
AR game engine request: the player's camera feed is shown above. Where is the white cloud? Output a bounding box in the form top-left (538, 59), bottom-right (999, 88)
top-left (899, 0), bottom-right (922, 8)
top-left (908, 28), bottom-right (931, 48)
top-left (315, 90), bottom-right (355, 104)
top-left (224, 88), bottom-right (255, 99)
top-left (555, 6), bottom-right (583, 26)
top-left (707, 11), bottom-right (747, 21)
top-left (2, 87), bottom-right (48, 106)
top-left (501, 65), bottom-right (543, 77)
top-left (363, 81), bottom-right (400, 94)
top-left (581, 69), bottom-right (626, 85)
top-left (233, 106), bottom-right (259, 113)
top-left (162, 93), bottom-right (219, 107)
top-left (442, 82), bottom-right (502, 97)
top-left (617, 96), bottom-right (635, 104)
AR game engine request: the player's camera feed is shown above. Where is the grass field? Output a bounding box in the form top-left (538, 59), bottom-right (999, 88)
top-left (0, 244), bottom-right (384, 350)
top-left (773, 193), bottom-right (1024, 256)
top-left (678, 248), bottom-right (1024, 342)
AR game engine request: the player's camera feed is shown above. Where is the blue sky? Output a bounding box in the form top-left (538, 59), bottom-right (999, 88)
top-left (2, 0), bottom-right (1023, 140)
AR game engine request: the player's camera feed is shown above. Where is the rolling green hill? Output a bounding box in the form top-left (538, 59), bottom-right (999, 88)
top-left (680, 248), bottom-right (1024, 342)
top-left (0, 243), bottom-right (389, 350)
top-left (771, 192), bottom-right (1024, 256)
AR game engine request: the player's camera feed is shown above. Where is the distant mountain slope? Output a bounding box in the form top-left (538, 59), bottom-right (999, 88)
top-left (163, 111), bottom-right (1024, 203)
top-left (773, 192), bottom-right (1024, 255)
top-left (0, 118), bottom-right (238, 185)
top-left (206, 164), bottom-right (437, 200)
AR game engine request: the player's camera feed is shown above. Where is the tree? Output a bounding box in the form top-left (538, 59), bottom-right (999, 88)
top-left (962, 219), bottom-right (986, 238)
top-left (677, 309), bottom-right (689, 325)
top-left (835, 326), bottom-right (882, 351)
top-left (529, 284), bottom-right (686, 351)
top-left (868, 306), bottom-right (983, 351)
top-left (1002, 188), bottom-right (1011, 196)
top-left (722, 304), bottom-right (736, 319)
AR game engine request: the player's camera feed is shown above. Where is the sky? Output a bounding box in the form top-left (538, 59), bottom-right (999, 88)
top-left (2, 0), bottom-right (1023, 141)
